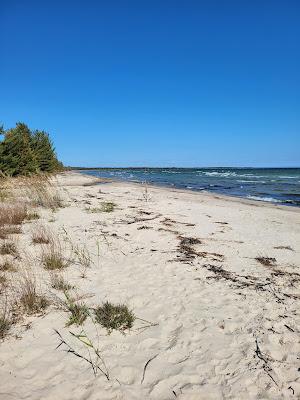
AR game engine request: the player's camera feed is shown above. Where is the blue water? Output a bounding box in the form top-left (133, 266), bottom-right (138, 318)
top-left (80, 168), bottom-right (300, 207)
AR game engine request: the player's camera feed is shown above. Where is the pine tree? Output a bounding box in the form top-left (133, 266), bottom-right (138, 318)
top-left (0, 122), bottom-right (62, 176)
top-left (1, 123), bottom-right (39, 175)
top-left (31, 130), bottom-right (59, 172)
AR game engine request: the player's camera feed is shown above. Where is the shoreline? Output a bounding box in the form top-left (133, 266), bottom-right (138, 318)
top-left (72, 170), bottom-right (300, 212)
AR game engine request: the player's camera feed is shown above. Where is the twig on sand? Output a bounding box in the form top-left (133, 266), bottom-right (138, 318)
top-left (135, 317), bottom-right (159, 334)
top-left (141, 353), bottom-right (159, 384)
top-left (288, 386), bottom-right (295, 395)
top-left (161, 217), bottom-right (195, 227)
top-left (54, 329), bottom-right (110, 380)
top-left (284, 324), bottom-right (295, 332)
top-left (254, 337), bottom-right (278, 387)
top-left (117, 214), bottom-right (161, 225)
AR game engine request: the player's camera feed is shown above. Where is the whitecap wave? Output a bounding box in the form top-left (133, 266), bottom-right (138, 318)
top-left (200, 171), bottom-right (239, 177)
top-left (198, 171), bottom-right (268, 179)
top-left (246, 195), bottom-right (281, 203)
top-left (237, 180), bottom-right (261, 183)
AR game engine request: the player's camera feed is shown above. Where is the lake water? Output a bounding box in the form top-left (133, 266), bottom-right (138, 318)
top-left (80, 168), bottom-right (300, 207)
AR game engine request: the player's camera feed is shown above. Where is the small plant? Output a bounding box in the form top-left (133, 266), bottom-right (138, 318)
top-left (52, 195), bottom-right (64, 209)
top-left (74, 245), bottom-right (91, 278)
top-left (86, 207), bottom-right (100, 213)
top-left (26, 211), bottom-right (40, 221)
top-left (18, 272), bottom-right (49, 314)
top-left (0, 189), bottom-right (9, 202)
top-left (22, 176), bottom-right (63, 210)
top-left (0, 203), bottom-right (28, 225)
top-left (255, 256), bottom-right (277, 267)
top-left (142, 182), bottom-right (151, 202)
top-left (0, 274), bottom-right (7, 287)
top-left (101, 202), bottom-right (116, 212)
top-left (41, 239), bottom-right (69, 270)
top-left (94, 301), bottom-right (135, 333)
top-left (64, 293), bottom-right (89, 327)
top-left (54, 330), bottom-right (110, 379)
top-left (31, 224), bottom-right (51, 244)
top-left (62, 230), bottom-right (92, 278)
top-left (0, 303), bottom-right (11, 339)
top-left (0, 225), bottom-right (22, 239)
top-left (87, 202), bottom-right (116, 213)
top-left (0, 315), bottom-right (11, 339)
top-left (20, 291), bottom-right (49, 314)
top-left (0, 241), bottom-right (18, 256)
top-left (42, 252), bottom-right (67, 270)
top-left (50, 273), bottom-right (74, 291)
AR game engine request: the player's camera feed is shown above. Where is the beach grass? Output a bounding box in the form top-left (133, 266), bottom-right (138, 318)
top-left (50, 273), bottom-right (74, 291)
top-left (94, 302), bottom-right (135, 333)
top-left (0, 241), bottom-right (18, 256)
top-left (64, 293), bottom-right (89, 327)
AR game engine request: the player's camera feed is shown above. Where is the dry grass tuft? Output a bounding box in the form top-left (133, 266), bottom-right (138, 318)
top-left (0, 315), bottom-right (11, 339)
top-left (87, 202), bottom-right (116, 213)
top-left (42, 252), bottom-right (67, 270)
top-left (73, 244), bottom-right (91, 278)
top-left (62, 230), bottom-right (92, 278)
top-left (0, 203), bottom-right (28, 226)
top-left (0, 299), bottom-right (11, 339)
top-left (0, 241), bottom-right (18, 256)
top-left (25, 211), bottom-right (40, 221)
top-left (141, 182), bottom-right (151, 202)
top-left (12, 175), bottom-right (63, 210)
top-left (31, 224), bottom-right (51, 244)
top-left (41, 238), bottom-right (70, 270)
top-left (0, 274), bottom-right (7, 288)
top-left (94, 301), bottom-right (135, 333)
top-left (0, 225), bottom-right (22, 240)
top-left (50, 273), bottom-right (74, 291)
top-left (0, 259), bottom-right (16, 272)
top-left (17, 270), bottom-right (49, 314)
top-left (0, 188), bottom-right (10, 202)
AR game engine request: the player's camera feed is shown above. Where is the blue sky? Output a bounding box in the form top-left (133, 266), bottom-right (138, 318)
top-left (1, 1), bottom-right (299, 167)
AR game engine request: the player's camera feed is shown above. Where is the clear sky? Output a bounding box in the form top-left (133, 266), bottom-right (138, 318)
top-left (1, 1), bottom-right (299, 167)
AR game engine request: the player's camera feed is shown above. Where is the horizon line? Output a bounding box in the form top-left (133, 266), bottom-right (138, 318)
top-left (69, 165), bottom-right (300, 169)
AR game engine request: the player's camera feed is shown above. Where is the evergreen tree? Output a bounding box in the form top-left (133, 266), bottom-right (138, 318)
top-left (0, 122), bottom-right (63, 176)
top-left (0, 123), bottom-right (38, 175)
top-left (31, 130), bottom-right (59, 172)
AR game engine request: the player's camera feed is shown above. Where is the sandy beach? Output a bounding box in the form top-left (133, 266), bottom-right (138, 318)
top-left (0, 171), bottom-right (299, 400)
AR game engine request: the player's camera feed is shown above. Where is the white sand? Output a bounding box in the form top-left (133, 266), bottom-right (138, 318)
top-left (0, 171), bottom-right (299, 399)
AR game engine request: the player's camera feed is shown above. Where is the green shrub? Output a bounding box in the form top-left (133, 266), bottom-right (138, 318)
top-left (64, 293), bottom-right (89, 327)
top-left (94, 302), bottom-right (135, 333)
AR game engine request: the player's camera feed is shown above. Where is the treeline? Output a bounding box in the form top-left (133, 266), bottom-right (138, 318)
top-left (0, 122), bottom-right (63, 176)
